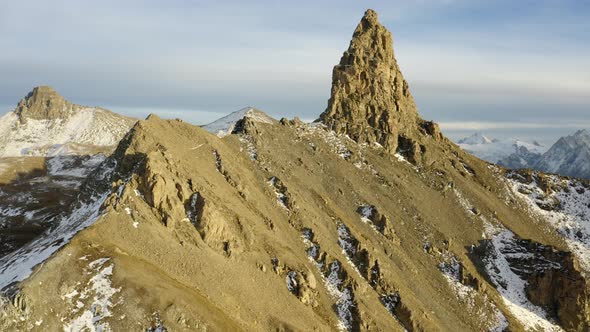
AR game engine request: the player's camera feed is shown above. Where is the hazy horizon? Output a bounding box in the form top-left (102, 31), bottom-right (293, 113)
top-left (1, 0), bottom-right (588, 145)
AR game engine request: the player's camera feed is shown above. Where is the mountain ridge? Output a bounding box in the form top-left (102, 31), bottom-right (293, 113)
top-left (534, 129), bottom-right (590, 179)
top-left (0, 9), bottom-right (589, 332)
top-left (0, 86), bottom-right (137, 257)
top-left (457, 130), bottom-right (590, 179)
top-left (202, 106), bottom-right (275, 137)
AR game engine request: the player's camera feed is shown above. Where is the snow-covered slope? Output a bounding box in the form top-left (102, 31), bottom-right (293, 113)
top-left (505, 170), bottom-right (590, 272)
top-left (203, 106), bottom-right (275, 137)
top-left (0, 107), bottom-right (135, 157)
top-left (0, 157), bottom-right (116, 291)
top-left (0, 87), bottom-right (136, 257)
top-left (0, 86), bottom-right (136, 157)
top-left (534, 129), bottom-right (590, 179)
top-left (456, 133), bottom-right (546, 168)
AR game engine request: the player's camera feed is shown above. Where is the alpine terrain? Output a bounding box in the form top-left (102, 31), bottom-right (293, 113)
top-left (457, 133), bottom-right (546, 169)
top-left (0, 9), bottom-right (589, 332)
top-left (0, 86), bottom-right (136, 256)
top-left (534, 130), bottom-right (590, 179)
top-left (458, 131), bottom-right (590, 179)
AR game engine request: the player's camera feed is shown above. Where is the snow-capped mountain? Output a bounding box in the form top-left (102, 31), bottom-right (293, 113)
top-left (456, 133), bottom-right (546, 168)
top-left (457, 132), bottom-right (495, 145)
top-left (458, 130), bottom-right (590, 179)
top-left (535, 129), bottom-right (590, 179)
top-left (0, 86), bottom-right (136, 157)
top-left (0, 86), bottom-right (136, 256)
top-left (202, 106), bottom-right (275, 137)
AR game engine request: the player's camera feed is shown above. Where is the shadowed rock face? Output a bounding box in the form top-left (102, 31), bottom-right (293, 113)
top-left (15, 86), bottom-right (73, 123)
top-left (319, 9), bottom-right (423, 153)
top-left (526, 254), bottom-right (589, 331)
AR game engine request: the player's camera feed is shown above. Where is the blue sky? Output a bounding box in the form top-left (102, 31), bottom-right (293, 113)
top-left (0, 0), bottom-right (588, 144)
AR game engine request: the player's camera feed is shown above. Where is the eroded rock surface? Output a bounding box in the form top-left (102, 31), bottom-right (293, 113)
top-left (15, 86), bottom-right (72, 123)
top-left (320, 9), bottom-right (439, 157)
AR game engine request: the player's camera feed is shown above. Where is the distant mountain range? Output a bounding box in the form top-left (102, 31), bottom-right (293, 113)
top-left (535, 130), bottom-right (590, 179)
top-left (457, 130), bottom-right (590, 178)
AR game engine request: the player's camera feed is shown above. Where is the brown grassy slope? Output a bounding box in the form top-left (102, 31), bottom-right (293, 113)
top-left (1, 114), bottom-right (578, 331)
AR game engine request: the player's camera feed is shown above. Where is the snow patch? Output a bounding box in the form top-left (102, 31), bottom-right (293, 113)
top-left (63, 258), bottom-right (121, 332)
top-left (0, 108), bottom-right (132, 157)
top-left (480, 228), bottom-right (564, 331)
top-left (394, 153), bottom-right (418, 171)
top-left (0, 161), bottom-right (116, 291)
top-left (238, 135), bottom-right (258, 161)
top-left (286, 271), bottom-right (298, 294)
top-left (268, 177), bottom-right (289, 210)
top-left (438, 254), bottom-right (508, 331)
top-left (506, 172), bottom-right (590, 272)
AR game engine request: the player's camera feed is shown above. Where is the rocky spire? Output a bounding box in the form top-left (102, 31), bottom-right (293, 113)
top-left (15, 86), bottom-right (73, 123)
top-left (319, 9), bottom-right (426, 153)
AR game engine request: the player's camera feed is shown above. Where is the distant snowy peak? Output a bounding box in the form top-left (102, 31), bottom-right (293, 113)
top-left (0, 86), bottom-right (136, 157)
top-left (457, 132), bottom-right (495, 145)
top-left (564, 129), bottom-right (590, 148)
top-left (534, 129), bottom-right (590, 178)
top-left (456, 133), bottom-right (546, 168)
top-left (203, 107), bottom-right (275, 137)
top-left (458, 130), bottom-right (590, 179)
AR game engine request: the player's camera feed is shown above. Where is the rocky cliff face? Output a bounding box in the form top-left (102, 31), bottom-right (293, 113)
top-left (320, 9), bottom-right (440, 158)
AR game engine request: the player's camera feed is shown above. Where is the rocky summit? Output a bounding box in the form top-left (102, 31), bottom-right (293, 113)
top-left (0, 86), bottom-right (136, 157)
top-left (320, 9), bottom-right (442, 160)
top-left (0, 9), bottom-right (589, 332)
top-left (15, 86), bottom-right (72, 123)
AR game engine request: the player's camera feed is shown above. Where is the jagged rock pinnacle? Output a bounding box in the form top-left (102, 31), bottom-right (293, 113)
top-left (360, 8), bottom-right (379, 26)
top-left (15, 86), bottom-right (73, 123)
top-left (320, 9), bottom-right (424, 153)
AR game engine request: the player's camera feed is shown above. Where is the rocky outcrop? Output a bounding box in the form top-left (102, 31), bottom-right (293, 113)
top-left (526, 254), bottom-right (590, 331)
top-left (14, 86), bottom-right (73, 123)
top-left (319, 9), bottom-right (433, 154)
top-left (203, 106), bottom-right (276, 137)
top-left (0, 87), bottom-right (137, 257)
top-left (472, 229), bottom-right (590, 331)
